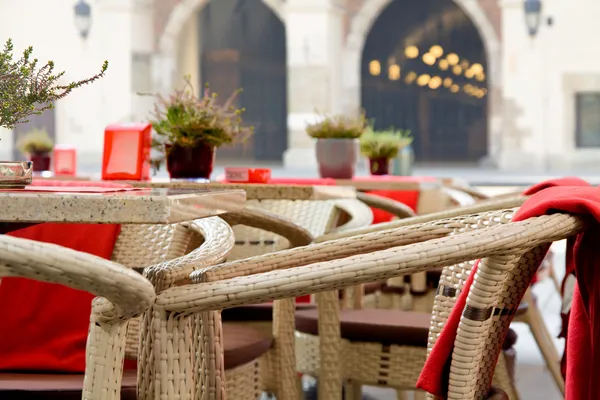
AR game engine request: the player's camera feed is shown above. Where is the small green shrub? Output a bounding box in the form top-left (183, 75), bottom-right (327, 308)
top-left (359, 127), bottom-right (412, 159)
top-left (16, 127), bottom-right (54, 154)
top-left (306, 111), bottom-right (367, 139)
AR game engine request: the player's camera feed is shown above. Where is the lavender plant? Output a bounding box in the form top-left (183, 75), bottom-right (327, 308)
top-left (146, 76), bottom-right (254, 171)
top-left (0, 38), bottom-right (108, 130)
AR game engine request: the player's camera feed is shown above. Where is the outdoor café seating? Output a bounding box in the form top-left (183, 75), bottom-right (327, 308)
top-left (0, 176), bottom-right (588, 400)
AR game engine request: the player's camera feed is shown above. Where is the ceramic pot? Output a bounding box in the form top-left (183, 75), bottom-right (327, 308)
top-left (368, 157), bottom-right (390, 175)
top-left (315, 138), bottom-right (359, 179)
top-left (165, 142), bottom-right (215, 180)
top-left (30, 152), bottom-right (51, 172)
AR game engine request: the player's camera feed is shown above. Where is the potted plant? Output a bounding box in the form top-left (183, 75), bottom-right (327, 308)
top-left (359, 128), bottom-right (413, 175)
top-left (16, 128), bottom-right (54, 172)
top-left (0, 38), bottom-right (107, 183)
top-left (306, 111), bottom-right (367, 179)
top-left (148, 78), bottom-right (254, 180)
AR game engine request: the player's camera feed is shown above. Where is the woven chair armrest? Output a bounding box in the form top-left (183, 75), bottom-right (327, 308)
top-left (193, 207), bottom-right (519, 283)
top-left (143, 217), bottom-right (235, 292)
top-left (356, 191), bottom-right (416, 219)
top-left (327, 198), bottom-right (374, 234)
top-left (0, 235), bottom-right (155, 321)
top-left (220, 205), bottom-right (313, 247)
top-left (442, 187), bottom-right (478, 207)
top-left (445, 184), bottom-right (490, 201)
top-left (158, 213), bottom-right (586, 314)
top-left (317, 195), bottom-right (528, 242)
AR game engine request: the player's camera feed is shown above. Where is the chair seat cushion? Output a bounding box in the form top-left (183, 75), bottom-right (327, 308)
top-left (223, 323), bottom-right (273, 369)
top-left (222, 303), bottom-right (316, 322)
top-left (0, 369), bottom-right (137, 399)
top-left (295, 309), bottom-right (431, 347)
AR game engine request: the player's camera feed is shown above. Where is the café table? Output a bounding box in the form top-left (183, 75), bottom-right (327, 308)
top-left (0, 187), bottom-right (245, 224)
top-left (127, 181), bottom-right (356, 201)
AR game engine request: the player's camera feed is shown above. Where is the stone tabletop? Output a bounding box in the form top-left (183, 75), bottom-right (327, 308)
top-left (128, 181), bottom-right (356, 200)
top-left (0, 188), bottom-right (246, 224)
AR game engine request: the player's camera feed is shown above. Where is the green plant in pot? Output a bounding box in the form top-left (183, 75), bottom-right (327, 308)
top-left (0, 38), bottom-right (107, 183)
top-left (359, 127), bottom-right (413, 175)
top-left (16, 128), bottom-right (54, 172)
top-left (306, 111), bottom-right (367, 179)
top-left (148, 78), bottom-right (254, 180)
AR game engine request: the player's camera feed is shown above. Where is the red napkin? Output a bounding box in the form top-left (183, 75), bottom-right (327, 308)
top-left (0, 180), bottom-right (131, 373)
top-left (266, 178), bottom-right (337, 186)
top-left (30, 180), bottom-right (134, 188)
top-left (418, 182), bottom-right (600, 400)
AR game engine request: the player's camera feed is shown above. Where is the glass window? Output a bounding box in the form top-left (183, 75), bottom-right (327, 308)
top-left (576, 93), bottom-right (600, 147)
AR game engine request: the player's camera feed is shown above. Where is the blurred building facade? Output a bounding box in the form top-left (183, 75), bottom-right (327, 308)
top-left (0, 0), bottom-right (597, 171)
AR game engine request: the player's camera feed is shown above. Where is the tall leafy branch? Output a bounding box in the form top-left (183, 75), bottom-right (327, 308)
top-left (0, 38), bottom-right (108, 130)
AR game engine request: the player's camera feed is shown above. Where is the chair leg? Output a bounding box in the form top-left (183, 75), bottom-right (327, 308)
top-left (343, 381), bottom-right (362, 400)
top-left (522, 291), bottom-right (565, 394)
top-left (548, 262), bottom-right (562, 294)
top-left (272, 298), bottom-right (300, 400)
top-left (84, 300), bottom-right (128, 400)
top-left (492, 351), bottom-right (520, 400)
top-left (414, 390), bottom-right (427, 400)
top-left (316, 290), bottom-right (343, 400)
top-left (396, 390), bottom-right (408, 400)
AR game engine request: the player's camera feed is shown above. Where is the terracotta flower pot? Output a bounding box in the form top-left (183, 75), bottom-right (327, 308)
top-left (165, 142), bottom-right (215, 180)
top-left (30, 152), bottom-right (51, 172)
top-left (315, 138), bottom-right (359, 179)
top-left (368, 157), bottom-right (390, 175)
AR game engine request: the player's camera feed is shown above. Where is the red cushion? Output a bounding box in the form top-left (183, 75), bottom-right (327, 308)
top-left (0, 181), bottom-right (127, 373)
top-left (366, 190), bottom-right (419, 223)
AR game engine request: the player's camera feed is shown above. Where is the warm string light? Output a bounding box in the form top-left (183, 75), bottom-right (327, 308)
top-left (388, 64), bottom-right (401, 80)
top-left (369, 60), bottom-right (381, 76)
top-left (366, 46), bottom-right (488, 98)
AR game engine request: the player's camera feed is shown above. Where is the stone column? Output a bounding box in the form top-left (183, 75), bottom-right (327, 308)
top-left (283, 0), bottom-right (345, 168)
top-left (130, 0), bottom-right (155, 120)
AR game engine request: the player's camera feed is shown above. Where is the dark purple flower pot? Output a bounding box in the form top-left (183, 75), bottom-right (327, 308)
top-left (30, 152), bottom-right (51, 172)
top-left (165, 142), bottom-right (215, 180)
top-left (369, 157), bottom-right (390, 175)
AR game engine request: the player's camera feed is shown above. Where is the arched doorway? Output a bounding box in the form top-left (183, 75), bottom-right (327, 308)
top-left (361, 0), bottom-right (488, 163)
top-left (199, 0), bottom-right (287, 161)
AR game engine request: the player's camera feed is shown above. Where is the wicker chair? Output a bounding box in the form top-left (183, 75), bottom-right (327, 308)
top-left (0, 220), bottom-right (211, 399)
top-left (165, 207), bottom-right (520, 399)
top-left (155, 209), bottom-right (579, 400)
top-left (137, 207), bottom-right (314, 400)
top-left (0, 234), bottom-right (155, 400)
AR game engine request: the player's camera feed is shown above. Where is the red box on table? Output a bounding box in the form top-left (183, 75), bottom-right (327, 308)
top-left (224, 167), bottom-right (271, 183)
top-left (53, 145), bottom-right (77, 176)
top-left (101, 123), bottom-right (152, 181)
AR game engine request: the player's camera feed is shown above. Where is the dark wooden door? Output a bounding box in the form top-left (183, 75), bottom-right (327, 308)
top-left (361, 0), bottom-right (488, 163)
top-left (199, 0), bottom-right (287, 161)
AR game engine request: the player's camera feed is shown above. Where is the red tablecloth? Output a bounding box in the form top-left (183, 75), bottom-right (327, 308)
top-left (0, 181), bottom-right (129, 373)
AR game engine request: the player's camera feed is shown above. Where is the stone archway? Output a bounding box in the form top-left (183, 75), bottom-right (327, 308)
top-left (154, 0), bottom-right (285, 94)
top-left (343, 0), bottom-right (502, 164)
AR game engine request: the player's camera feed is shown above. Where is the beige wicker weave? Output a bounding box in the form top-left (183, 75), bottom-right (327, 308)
top-left (170, 207), bottom-right (521, 399)
top-left (154, 211), bottom-right (581, 400)
top-left (0, 234), bottom-right (155, 400)
top-left (137, 207), bottom-right (315, 400)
